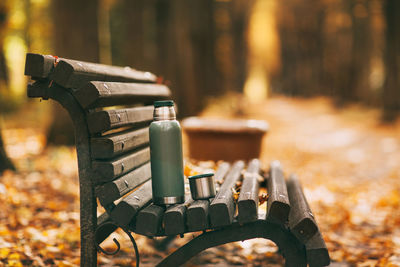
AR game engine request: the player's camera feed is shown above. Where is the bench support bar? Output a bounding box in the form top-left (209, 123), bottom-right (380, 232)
top-left (156, 220), bottom-right (307, 267)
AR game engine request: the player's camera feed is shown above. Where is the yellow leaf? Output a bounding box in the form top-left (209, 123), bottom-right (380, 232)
top-left (7, 259), bottom-right (23, 267)
top-left (0, 248), bottom-right (10, 259)
top-left (57, 260), bottom-right (75, 267)
top-left (8, 253), bottom-right (20, 260)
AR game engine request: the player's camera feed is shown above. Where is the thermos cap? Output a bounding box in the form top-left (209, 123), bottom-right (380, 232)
top-left (188, 173), bottom-right (214, 179)
top-left (154, 100), bottom-right (174, 107)
top-left (188, 173), bottom-right (216, 200)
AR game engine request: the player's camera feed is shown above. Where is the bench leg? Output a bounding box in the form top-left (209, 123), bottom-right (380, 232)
top-left (156, 220), bottom-right (306, 267)
top-left (80, 185), bottom-right (98, 267)
top-left (44, 78), bottom-right (99, 266)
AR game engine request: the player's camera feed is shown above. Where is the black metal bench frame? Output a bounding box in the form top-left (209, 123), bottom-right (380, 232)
top-left (25, 53), bottom-right (330, 267)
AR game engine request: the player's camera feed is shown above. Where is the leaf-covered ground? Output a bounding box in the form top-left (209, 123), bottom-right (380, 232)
top-left (1, 96), bottom-right (400, 266)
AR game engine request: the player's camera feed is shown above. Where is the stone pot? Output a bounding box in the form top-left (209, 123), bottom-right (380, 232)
top-left (182, 117), bottom-right (269, 162)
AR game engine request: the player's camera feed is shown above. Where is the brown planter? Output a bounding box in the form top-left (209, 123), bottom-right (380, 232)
top-left (182, 117), bottom-right (269, 162)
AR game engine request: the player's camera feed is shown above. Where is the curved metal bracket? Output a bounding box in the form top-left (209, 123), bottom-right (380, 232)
top-left (95, 221), bottom-right (140, 266)
top-left (155, 220), bottom-right (307, 267)
top-left (97, 237), bottom-right (121, 256)
top-left (95, 221), bottom-right (121, 255)
top-left (123, 229), bottom-right (140, 267)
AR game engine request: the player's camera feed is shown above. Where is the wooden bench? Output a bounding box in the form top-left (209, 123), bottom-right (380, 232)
top-left (24, 53), bottom-right (330, 267)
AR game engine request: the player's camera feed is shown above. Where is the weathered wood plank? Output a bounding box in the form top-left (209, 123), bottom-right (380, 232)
top-left (52, 58), bottom-right (157, 89)
top-left (237, 159), bottom-right (261, 224)
top-left (24, 53), bottom-right (55, 79)
top-left (92, 147), bottom-right (150, 182)
top-left (27, 81), bottom-right (49, 98)
top-left (266, 161), bottom-right (291, 224)
top-left (186, 162), bottom-right (232, 231)
top-left (306, 231), bottom-right (331, 267)
top-left (163, 197), bottom-right (193, 236)
top-left (287, 174), bottom-right (318, 243)
top-left (74, 81), bottom-right (170, 109)
top-left (187, 200), bottom-right (210, 232)
top-left (95, 162), bottom-right (151, 206)
top-left (95, 212), bottom-right (118, 245)
top-left (214, 162), bottom-right (230, 188)
top-left (134, 204), bottom-right (165, 236)
top-left (110, 180), bottom-right (152, 227)
top-left (209, 161), bottom-right (245, 228)
top-left (87, 106), bottom-right (153, 134)
top-left (90, 128), bottom-right (149, 159)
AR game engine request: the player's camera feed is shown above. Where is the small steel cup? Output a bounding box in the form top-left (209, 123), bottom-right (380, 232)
top-left (188, 173), bottom-right (216, 200)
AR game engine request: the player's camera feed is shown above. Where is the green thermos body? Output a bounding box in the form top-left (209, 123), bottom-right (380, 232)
top-left (149, 101), bottom-right (185, 205)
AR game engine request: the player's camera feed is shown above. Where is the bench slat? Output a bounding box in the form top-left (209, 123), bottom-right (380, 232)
top-left (306, 231), bottom-right (331, 267)
top-left (287, 174), bottom-right (318, 243)
top-left (186, 162), bottom-right (232, 232)
top-left (52, 58), bottom-right (157, 89)
top-left (134, 204), bottom-right (165, 236)
top-left (95, 212), bottom-right (118, 245)
top-left (214, 162), bottom-right (230, 186)
top-left (266, 161), bottom-right (291, 224)
top-left (27, 81), bottom-right (49, 98)
top-left (109, 180), bottom-right (152, 227)
top-left (92, 147), bottom-right (150, 182)
top-left (209, 161), bottom-right (245, 228)
top-left (91, 128), bottom-right (149, 159)
top-left (237, 159), bottom-right (261, 224)
top-left (87, 106), bottom-right (153, 134)
top-left (163, 196), bottom-right (193, 236)
top-left (187, 200), bottom-right (210, 232)
top-left (73, 81), bottom-right (170, 109)
top-left (25, 53), bottom-right (55, 79)
top-left (95, 162), bottom-right (151, 206)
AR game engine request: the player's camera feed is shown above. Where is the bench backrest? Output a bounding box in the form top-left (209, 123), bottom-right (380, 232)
top-left (25, 53), bottom-right (170, 264)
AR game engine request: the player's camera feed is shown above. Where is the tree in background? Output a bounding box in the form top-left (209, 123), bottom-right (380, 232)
top-left (47, 0), bottom-right (100, 145)
top-left (383, 0), bottom-right (400, 121)
top-left (0, 1), bottom-right (15, 173)
top-left (109, 0), bottom-right (254, 117)
top-left (271, 0), bottom-right (394, 117)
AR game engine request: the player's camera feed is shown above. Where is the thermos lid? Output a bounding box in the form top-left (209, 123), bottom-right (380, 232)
top-left (188, 173), bottom-right (216, 200)
top-left (188, 173), bottom-right (214, 179)
top-left (154, 100), bottom-right (174, 107)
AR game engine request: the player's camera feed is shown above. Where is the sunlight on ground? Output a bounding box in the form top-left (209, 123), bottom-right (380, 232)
top-left (2, 129), bottom-right (45, 159)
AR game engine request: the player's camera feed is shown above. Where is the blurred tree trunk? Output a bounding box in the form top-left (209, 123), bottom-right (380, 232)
top-left (0, 46), bottom-right (7, 86)
top-left (49, 0), bottom-right (100, 145)
top-left (319, 1), bottom-right (353, 105)
top-left (348, 0), bottom-right (372, 102)
top-left (0, 2), bottom-right (14, 172)
top-left (52, 0), bottom-right (99, 61)
top-left (0, 130), bottom-right (14, 173)
top-left (383, 0), bottom-right (400, 121)
top-left (155, 0), bottom-right (219, 117)
top-left (274, 1), bottom-right (325, 97)
top-left (230, 0), bottom-right (255, 93)
top-left (162, 0), bottom-right (201, 117)
top-left (111, 0), bottom-right (146, 69)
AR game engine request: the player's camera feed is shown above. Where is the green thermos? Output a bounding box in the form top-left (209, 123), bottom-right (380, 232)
top-left (149, 100), bottom-right (185, 205)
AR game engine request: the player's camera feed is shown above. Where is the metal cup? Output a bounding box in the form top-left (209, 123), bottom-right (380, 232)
top-left (188, 173), bottom-right (216, 200)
